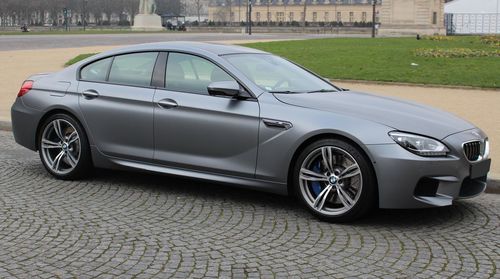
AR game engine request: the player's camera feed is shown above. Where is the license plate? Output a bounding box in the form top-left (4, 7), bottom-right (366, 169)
top-left (470, 159), bottom-right (491, 179)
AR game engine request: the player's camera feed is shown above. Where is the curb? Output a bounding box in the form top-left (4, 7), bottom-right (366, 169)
top-left (486, 179), bottom-right (500, 194)
top-left (0, 119), bottom-right (499, 193)
top-left (0, 120), bottom-right (12, 131)
top-left (331, 79), bottom-right (499, 91)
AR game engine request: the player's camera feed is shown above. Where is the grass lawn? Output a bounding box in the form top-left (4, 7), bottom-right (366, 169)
top-left (64, 36), bottom-right (499, 88)
top-left (65, 53), bottom-right (98, 67)
top-left (243, 36), bottom-right (499, 88)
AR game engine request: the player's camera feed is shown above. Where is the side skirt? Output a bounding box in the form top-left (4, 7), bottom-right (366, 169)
top-left (90, 146), bottom-right (288, 195)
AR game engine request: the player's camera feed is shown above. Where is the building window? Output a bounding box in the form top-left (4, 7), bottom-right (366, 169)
top-left (325, 12), bottom-right (329, 22)
top-left (256, 12), bottom-right (261, 22)
top-left (277, 12), bottom-right (284, 22)
top-left (362, 12), bottom-right (367, 22)
top-left (337, 12), bottom-right (341, 22)
top-left (313, 12), bottom-right (317, 22)
top-left (349, 12), bottom-right (354, 23)
top-left (268, 12), bottom-right (271, 22)
top-left (301, 12), bottom-right (305, 22)
top-left (432, 12), bottom-right (437, 24)
top-left (289, 12), bottom-right (294, 22)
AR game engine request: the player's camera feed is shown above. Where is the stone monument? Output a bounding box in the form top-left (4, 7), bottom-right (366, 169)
top-left (133, 0), bottom-right (163, 31)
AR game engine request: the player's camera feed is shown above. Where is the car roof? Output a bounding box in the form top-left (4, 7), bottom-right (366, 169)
top-left (105, 41), bottom-right (268, 56)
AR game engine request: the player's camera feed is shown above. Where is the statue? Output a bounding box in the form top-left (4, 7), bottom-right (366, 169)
top-left (139, 0), bottom-right (157, 15)
top-left (133, 0), bottom-right (162, 30)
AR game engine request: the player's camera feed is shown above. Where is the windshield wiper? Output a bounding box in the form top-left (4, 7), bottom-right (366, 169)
top-left (269, 90), bottom-right (305, 94)
top-left (307, 89), bottom-right (339, 93)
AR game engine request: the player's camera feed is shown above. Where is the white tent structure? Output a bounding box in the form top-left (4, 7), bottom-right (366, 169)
top-left (444, 0), bottom-right (500, 34)
top-left (445, 0), bottom-right (499, 14)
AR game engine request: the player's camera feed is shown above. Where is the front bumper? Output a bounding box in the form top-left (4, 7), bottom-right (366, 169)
top-left (367, 129), bottom-right (490, 209)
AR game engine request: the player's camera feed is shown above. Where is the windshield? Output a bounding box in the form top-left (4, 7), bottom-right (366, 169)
top-left (223, 54), bottom-right (338, 93)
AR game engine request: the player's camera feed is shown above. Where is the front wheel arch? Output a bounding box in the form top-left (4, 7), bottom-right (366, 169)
top-left (287, 133), bottom-right (379, 204)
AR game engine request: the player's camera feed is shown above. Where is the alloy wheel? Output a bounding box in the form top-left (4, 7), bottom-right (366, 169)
top-left (40, 119), bottom-right (81, 175)
top-left (298, 146), bottom-right (363, 216)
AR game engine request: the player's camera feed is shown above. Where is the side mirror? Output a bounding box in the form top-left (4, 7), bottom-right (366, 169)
top-left (207, 81), bottom-right (251, 99)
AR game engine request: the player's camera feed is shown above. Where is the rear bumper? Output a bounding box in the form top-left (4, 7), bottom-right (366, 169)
top-left (11, 98), bottom-right (41, 151)
top-left (368, 130), bottom-right (489, 209)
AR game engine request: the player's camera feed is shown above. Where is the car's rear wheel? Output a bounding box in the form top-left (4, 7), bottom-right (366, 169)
top-left (293, 139), bottom-right (376, 222)
top-left (38, 114), bottom-right (92, 180)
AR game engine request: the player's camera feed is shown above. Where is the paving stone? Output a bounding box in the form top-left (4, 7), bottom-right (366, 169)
top-left (0, 131), bottom-right (498, 278)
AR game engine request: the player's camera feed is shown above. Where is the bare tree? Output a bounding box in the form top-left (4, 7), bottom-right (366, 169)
top-left (302, 0), bottom-right (308, 28)
top-left (0, 0), bottom-right (167, 27)
top-left (157, 0), bottom-right (185, 15)
top-left (123, 0), bottom-right (140, 25)
top-left (194, 0), bottom-right (204, 22)
top-left (183, 0), bottom-right (206, 22)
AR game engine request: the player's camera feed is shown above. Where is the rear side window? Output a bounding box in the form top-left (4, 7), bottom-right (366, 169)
top-left (165, 53), bottom-right (235, 95)
top-left (80, 57), bottom-right (113, 82)
top-left (108, 52), bottom-right (159, 87)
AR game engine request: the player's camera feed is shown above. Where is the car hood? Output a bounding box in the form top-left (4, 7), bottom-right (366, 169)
top-left (273, 91), bottom-right (475, 139)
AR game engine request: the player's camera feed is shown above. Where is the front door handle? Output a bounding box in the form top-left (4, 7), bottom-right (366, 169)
top-left (158, 99), bottom-right (178, 109)
top-left (82, 89), bottom-right (99, 99)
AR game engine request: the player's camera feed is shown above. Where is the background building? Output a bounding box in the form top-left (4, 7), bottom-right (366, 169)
top-left (209, 0), bottom-right (446, 35)
top-left (378, 0), bottom-right (445, 35)
top-left (209, 0), bottom-right (376, 25)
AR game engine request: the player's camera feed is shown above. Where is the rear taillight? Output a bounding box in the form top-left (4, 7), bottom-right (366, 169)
top-left (18, 80), bottom-right (34, 97)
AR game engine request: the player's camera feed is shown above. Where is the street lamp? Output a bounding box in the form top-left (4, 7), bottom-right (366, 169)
top-left (248, 0), bottom-right (252, 35)
top-left (83, 0), bottom-right (88, 31)
top-left (371, 0), bottom-right (377, 38)
top-left (335, 0), bottom-right (340, 35)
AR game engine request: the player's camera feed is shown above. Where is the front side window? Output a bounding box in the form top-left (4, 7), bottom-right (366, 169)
top-left (80, 57), bottom-right (113, 82)
top-left (108, 52), bottom-right (159, 87)
top-left (224, 54), bottom-right (336, 94)
top-left (165, 53), bottom-right (235, 95)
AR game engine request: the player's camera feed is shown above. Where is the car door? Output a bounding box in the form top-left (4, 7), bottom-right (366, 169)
top-left (153, 52), bottom-right (260, 178)
top-left (78, 52), bottom-right (159, 161)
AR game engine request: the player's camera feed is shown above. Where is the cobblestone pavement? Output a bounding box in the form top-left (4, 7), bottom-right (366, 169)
top-left (0, 131), bottom-right (499, 278)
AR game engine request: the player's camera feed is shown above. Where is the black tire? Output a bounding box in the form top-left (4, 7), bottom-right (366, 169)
top-left (38, 113), bottom-right (93, 180)
top-left (292, 138), bottom-right (377, 222)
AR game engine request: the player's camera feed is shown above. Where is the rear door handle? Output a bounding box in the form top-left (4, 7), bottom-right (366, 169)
top-left (158, 99), bottom-right (178, 109)
top-left (82, 89), bottom-right (99, 99)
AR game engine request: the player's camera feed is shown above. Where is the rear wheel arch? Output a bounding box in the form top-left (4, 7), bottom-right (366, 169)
top-left (287, 133), bottom-right (379, 201)
top-left (36, 109), bottom-right (89, 151)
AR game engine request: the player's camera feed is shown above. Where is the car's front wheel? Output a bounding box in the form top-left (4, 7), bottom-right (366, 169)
top-left (38, 114), bottom-right (93, 180)
top-left (293, 139), bottom-right (376, 222)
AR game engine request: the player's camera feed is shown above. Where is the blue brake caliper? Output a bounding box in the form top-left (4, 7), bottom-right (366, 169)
top-left (311, 160), bottom-right (322, 197)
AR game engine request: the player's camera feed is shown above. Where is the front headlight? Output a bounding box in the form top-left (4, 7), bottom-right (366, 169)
top-left (389, 131), bottom-right (449, 157)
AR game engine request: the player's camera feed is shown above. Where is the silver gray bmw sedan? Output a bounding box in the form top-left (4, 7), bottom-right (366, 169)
top-left (11, 42), bottom-right (491, 222)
